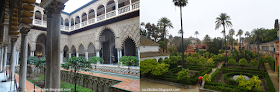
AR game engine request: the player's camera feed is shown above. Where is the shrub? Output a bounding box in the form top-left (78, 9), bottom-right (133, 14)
top-left (151, 63), bottom-right (170, 76)
top-left (177, 68), bottom-right (189, 80)
top-left (192, 57), bottom-right (199, 65)
top-left (219, 49), bottom-right (225, 54)
top-left (140, 59), bottom-right (158, 74)
top-left (204, 52), bottom-right (210, 58)
top-left (186, 56), bottom-right (192, 64)
top-left (249, 59), bottom-right (258, 66)
top-left (228, 58), bottom-right (237, 65)
top-left (203, 74), bottom-right (211, 82)
top-left (210, 68), bottom-right (220, 81)
top-left (238, 58), bottom-right (248, 66)
top-left (236, 75), bottom-right (262, 91)
top-left (207, 58), bottom-right (214, 66)
top-left (198, 57), bottom-right (207, 65)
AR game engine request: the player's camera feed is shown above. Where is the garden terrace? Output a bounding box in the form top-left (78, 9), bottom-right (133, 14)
top-left (204, 63), bottom-right (276, 92)
top-left (143, 66), bottom-right (212, 85)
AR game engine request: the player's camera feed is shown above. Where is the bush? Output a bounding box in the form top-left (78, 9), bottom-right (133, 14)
top-left (204, 52), bottom-right (210, 58)
top-left (219, 49), bottom-right (225, 54)
top-left (203, 74), bottom-right (211, 82)
top-left (267, 56), bottom-right (275, 71)
top-left (140, 59), bottom-right (158, 74)
top-left (198, 57), bottom-right (207, 65)
top-left (249, 59), bottom-right (258, 66)
top-left (151, 63), bottom-right (170, 76)
top-left (186, 56), bottom-right (192, 64)
top-left (207, 58), bottom-right (214, 66)
top-left (237, 75), bottom-right (262, 91)
top-left (177, 68), bottom-right (189, 80)
top-left (228, 58), bottom-right (237, 65)
top-left (192, 57), bottom-right (199, 65)
top-left (238, 58), bottom-right (248, 66)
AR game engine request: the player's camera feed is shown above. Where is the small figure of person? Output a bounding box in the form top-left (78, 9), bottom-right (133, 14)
top-left (200, 79), bottom-right (203, 87)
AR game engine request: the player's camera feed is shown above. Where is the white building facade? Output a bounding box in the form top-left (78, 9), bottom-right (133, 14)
top-left (12, 0), bottom-right (140, 65)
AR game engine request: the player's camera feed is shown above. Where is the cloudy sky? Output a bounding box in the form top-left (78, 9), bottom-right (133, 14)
top-left (36, 0), bottom-right (92, 13)
top-left (140, 0), bottom-right (280, 40)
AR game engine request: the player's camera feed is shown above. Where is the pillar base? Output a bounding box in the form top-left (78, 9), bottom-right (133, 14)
top-left (19, 89), bottom-right (27, 92)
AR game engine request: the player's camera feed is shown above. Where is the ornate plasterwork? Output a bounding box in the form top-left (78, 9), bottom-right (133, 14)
top-left (15, 16), bottom-right (139, 54)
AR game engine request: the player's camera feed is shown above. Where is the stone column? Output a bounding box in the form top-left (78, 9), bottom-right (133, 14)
top-left (44, 7), bottom-right (53, 90)
top-left (15, 51), bottom-right (19, 65)
top-left (8, 37), bottom-right (18, 81)
top-left (137, 48), bottom-right (140, 66)
top-left (19, 27), bottom-right (30, 92)
top-left (76, 52), bottom-right (79, 57)
top-left (68, 52), bottom-right (71, 59)
top-left (2, 44), bottom-right (8, 72)
top-left (0, 46), bottom-right (3, 71)
top-left (96, 50), bottom-right (100, 65)
top-left (50, 2), bottom-right (65, 90)
top-left (95, 11), bottom-right (97, 22)
top-left (104, 6), bottom-right (107, 19)
top-left (41, 13), bottom-right (44, 25)
top-left (85, 51), bottom-right (88, 60)
top-left (117, 49), bottom-right (120, 63)
top-left (129, 0), bottom-right (132, 11)
top-left (60, 51), bottom-right (63, 63)
top-left (86, 13), bottom-right (89, 25)
top-left (30, 51), bottom-right (34, 56)
top-left (80, 16), bottom-right (82, 27)
top-left (115, 1), bottom-right (118, 16)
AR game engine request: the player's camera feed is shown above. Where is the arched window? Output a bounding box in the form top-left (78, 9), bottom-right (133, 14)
top-left (34, 11), bottom-right (41, 20)
top-left (65, 19), bottom-right (69, 30)
top-left (88, 9), bottom-right (95, 19)
top-left (97, 5), bottom-right (105, 16)
top-left (82, 13), bottom-right (87, 22)
top-left (118, 0), bottom-right (129, 8)
top-left (106, 0), bottom-right (115, 12)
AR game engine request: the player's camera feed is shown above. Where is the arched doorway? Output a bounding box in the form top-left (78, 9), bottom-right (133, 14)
top-left (88, 43), bottom-right (96, 59)
top-left (35, 34), bottom-right (46, 57)
top-left (71, 46), bottom-right (76, 57)
top-left (99, 29), bottom-right (115, 64)
top-left (78, 45), bottom-right (85, 58)
top-left (63, 46), bottom-right (69, 62)
top-left (123, 38), bottom-right (136, 56)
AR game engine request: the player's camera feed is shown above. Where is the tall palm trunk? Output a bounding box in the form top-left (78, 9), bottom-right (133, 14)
top-left (258, 41), bottom-right (260, 70)
top-left (223, 24), bottom-right (228, 67)
top-left (239, 35), bottom-right (241, 49)
top-left (180, 6), bottom-right (184, 69)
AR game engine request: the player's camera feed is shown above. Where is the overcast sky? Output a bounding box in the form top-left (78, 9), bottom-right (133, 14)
top-left (140, 0), bottom-right (280, 40)
top-left (36, 0), bottom-right (92, 13)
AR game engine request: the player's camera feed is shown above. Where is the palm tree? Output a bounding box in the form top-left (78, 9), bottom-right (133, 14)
top-left (215, 13), bottom-right (232, 67)
top-left (236, 29), bottom-right (243, 49)
top-left (251, 28), bottom-right (268, 69)
top-left (229, 29), bottom-right (235, 54)
top-left (203, 35), bottom-right (211, 46)
top-left (245, 31), bottom-right (250, 50)
top-left (194, 31), bottom-right (199, 50)
top-left (195, 31), bottom-right (199, 38)
top-left (158, 17), bottom-right (173, 53)
top-left (173, 0), bottom-right (188, 69)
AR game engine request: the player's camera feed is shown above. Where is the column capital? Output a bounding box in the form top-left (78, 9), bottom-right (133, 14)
top-left (96, 49), bottom-right (101, 52)
top-left (20, 27), bottom-right (30, 35)
top-left (10, 36), bottom-right (18, 43)
top-left (45, 1), bottom-right (65, 14)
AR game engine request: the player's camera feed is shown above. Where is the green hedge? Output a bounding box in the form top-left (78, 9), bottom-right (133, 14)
top-left (204, 81), bottom-right (262, 92)
top-left (265, 72), bottom-right (276, 92)
top-left (267, 56), bottom-right (275, 72)
top-left (210, 68), bottom-right (220, 82)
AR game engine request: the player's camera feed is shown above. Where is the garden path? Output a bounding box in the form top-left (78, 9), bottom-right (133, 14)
top-left (264, 63), bottom-right (279, 92)
top-left (201, 62), bottom-right (224, 88)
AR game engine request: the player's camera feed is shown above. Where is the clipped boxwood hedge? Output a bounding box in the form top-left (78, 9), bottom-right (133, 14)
top-left (210, 68), bottom-right (220, 82)
top-left (265, 72), bottom-right (276, 92)
top-left (204, 81), bottom-right (262, 92)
